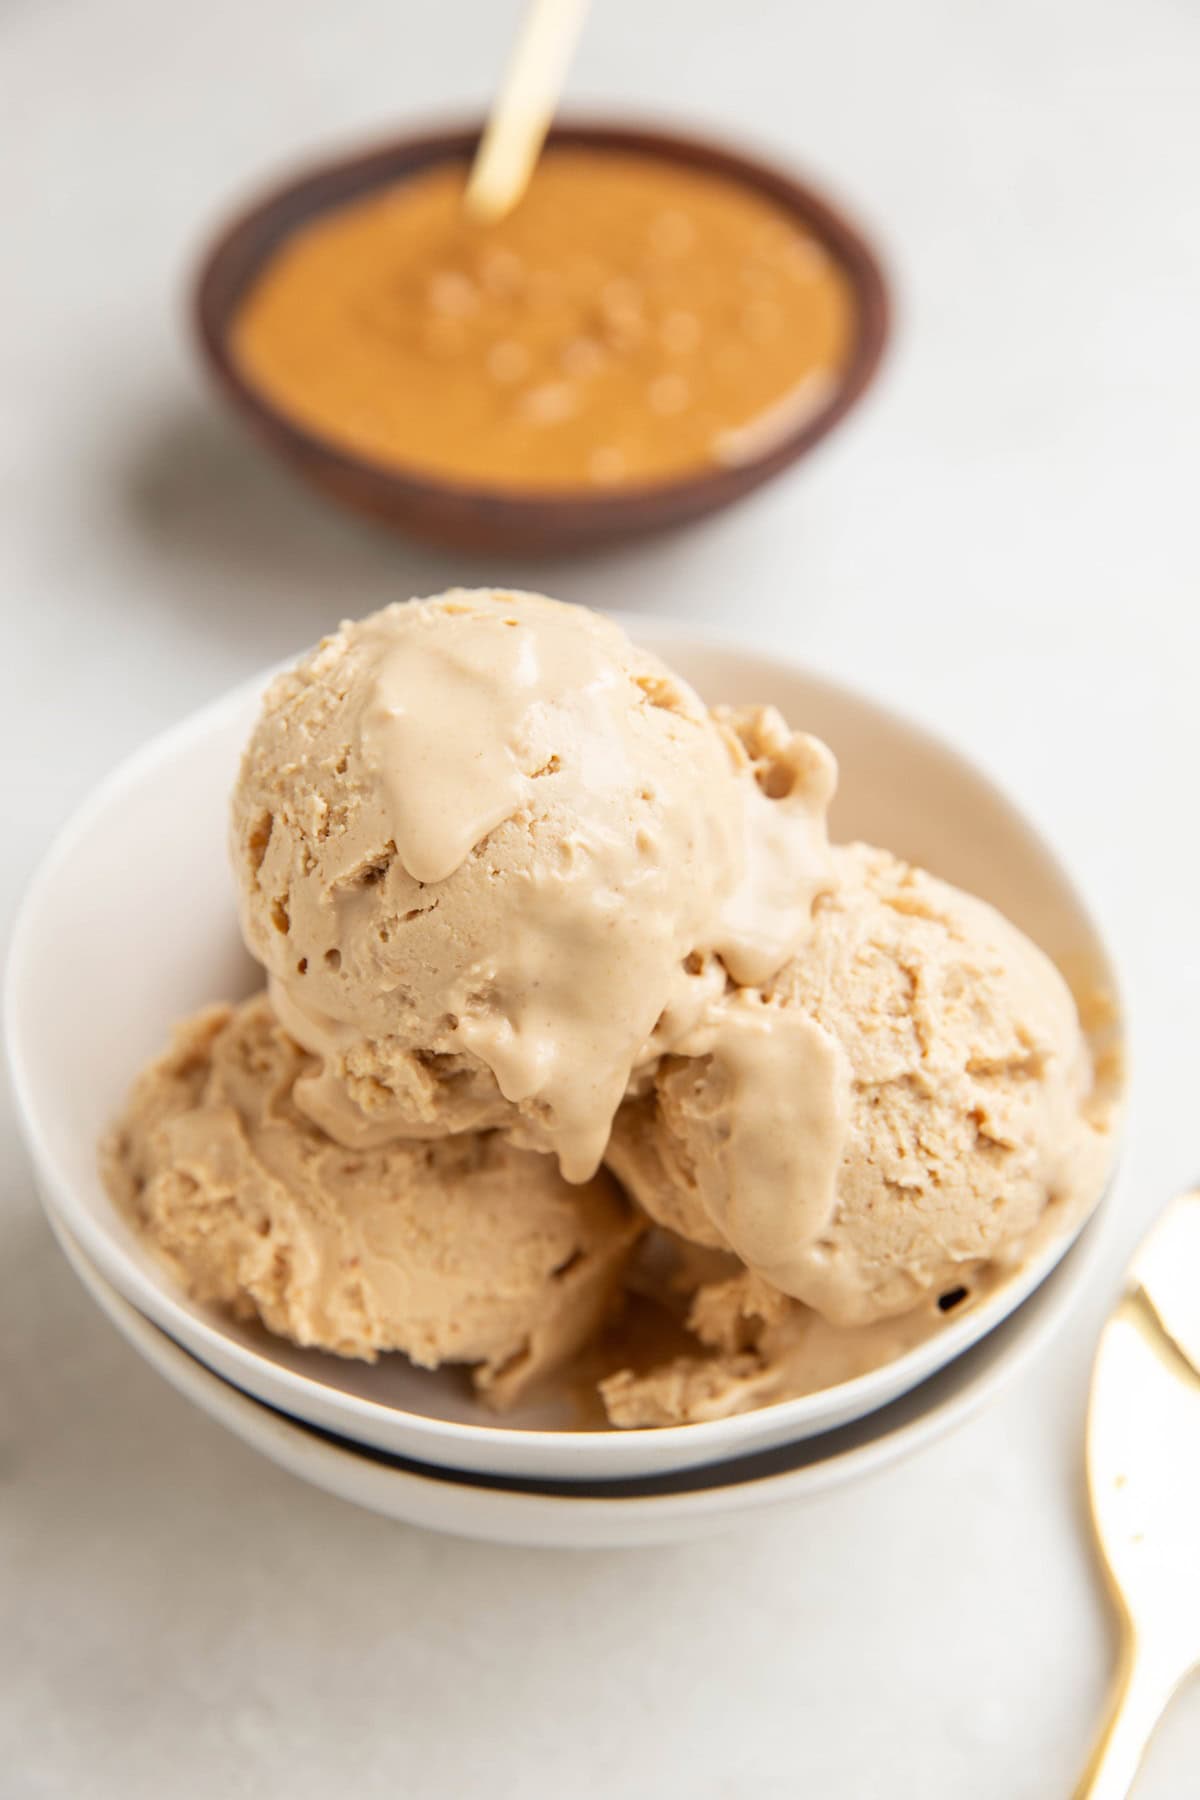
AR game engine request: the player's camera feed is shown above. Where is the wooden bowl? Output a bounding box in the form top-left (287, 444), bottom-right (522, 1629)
top-left (194, 120), bottom-right (891, 554)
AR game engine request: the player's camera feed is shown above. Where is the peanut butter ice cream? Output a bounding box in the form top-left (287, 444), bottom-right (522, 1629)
top-left (599, 1268), bottom-right (941, 1428)
top-left (232, 589), bottom-right (834, 1181)
top-left (101, 591), bottom-right (1119, 1428)
top-left (607, 842), bottom-right (1114, 1329)
top-left (104, 994), bottom-right (639, 1403)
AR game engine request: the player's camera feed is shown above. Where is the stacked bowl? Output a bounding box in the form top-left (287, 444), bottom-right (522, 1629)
top-left (6, 625), bottom-right (1121, 1547)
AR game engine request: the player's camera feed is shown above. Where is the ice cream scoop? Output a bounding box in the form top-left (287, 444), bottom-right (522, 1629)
top-left (607, 842), bottom-right (1115, 1326)
top-left (598, 1266), bottom-right (945, 1427)
top-left (232, 589), bottom-right (835, 1182)
top-left (103, 994), bottom-right (640, 1404)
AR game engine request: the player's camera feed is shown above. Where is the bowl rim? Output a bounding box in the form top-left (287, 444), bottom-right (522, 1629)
top-left (192, 114), bottom-right (891, 521)
top-left (4, 618), bottom-right (1124, 1476)
top-left (51, 1203), bottom-right (1105, 1543)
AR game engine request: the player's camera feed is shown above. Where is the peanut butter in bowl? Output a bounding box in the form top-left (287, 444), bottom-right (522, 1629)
top-left (232, 148), bottom-right (857, 492)
top-left (197, 124), bottom-right (889, 547)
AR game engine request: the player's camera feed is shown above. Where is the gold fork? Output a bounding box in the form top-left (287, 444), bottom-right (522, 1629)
top-left (1074, 1188), bottom-right (1200, 1797)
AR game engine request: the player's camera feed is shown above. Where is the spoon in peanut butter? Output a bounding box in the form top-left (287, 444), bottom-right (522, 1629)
top-left (1073, 1188), bottom-right (1200, 1797)
top-left (465, 0), bottom-right (591, 222)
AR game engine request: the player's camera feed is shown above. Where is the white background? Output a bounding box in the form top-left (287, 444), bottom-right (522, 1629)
top-left (3, 0), bottom-right (1199, 1794)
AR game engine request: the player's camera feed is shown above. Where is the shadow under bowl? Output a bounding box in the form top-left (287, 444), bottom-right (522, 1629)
top-left (193, 118), bottom-right (890, 554)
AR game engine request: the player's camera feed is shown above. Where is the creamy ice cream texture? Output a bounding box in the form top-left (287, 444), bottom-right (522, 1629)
top-left (609, 842), bottom-right (1112, 1327)
top-left (105, 994), bottom-right (639, 1405)
top-left (232, 590), bottom-right (834, 1182)
top-left (103, 590), bottom-right (1119, 1424)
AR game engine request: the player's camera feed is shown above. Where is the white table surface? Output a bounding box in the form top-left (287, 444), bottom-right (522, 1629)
top-left (3, 1), bottom-right (1199, 1794)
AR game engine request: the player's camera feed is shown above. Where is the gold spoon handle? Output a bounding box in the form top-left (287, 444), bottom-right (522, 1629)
top-left (465, 0), bottom-right (590, 223)
top-left (1073, 1640), bottom-right (1180, 1800)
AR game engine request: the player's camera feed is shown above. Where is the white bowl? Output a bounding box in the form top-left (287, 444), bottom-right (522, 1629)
top-left (6, 621), bottom-right (1121, 1482)
top-left (50, 1205), bottom-right (1104, 1548)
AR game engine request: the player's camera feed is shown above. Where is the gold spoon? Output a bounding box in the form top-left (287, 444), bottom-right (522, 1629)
top-left (464, 0), bottom-right (591, 223)
top-left (1074, 1188), bottom-right (1200, 1797)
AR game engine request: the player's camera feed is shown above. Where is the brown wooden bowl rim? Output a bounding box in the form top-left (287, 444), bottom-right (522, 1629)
top-left (193, 116), bottom-right (891, 522)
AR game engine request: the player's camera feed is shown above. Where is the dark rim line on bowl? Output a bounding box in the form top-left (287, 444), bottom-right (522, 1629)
top-left (193, 117), bottom-right (890, 542)
top-left (118, 1218), bottom-right (1095, 1502)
